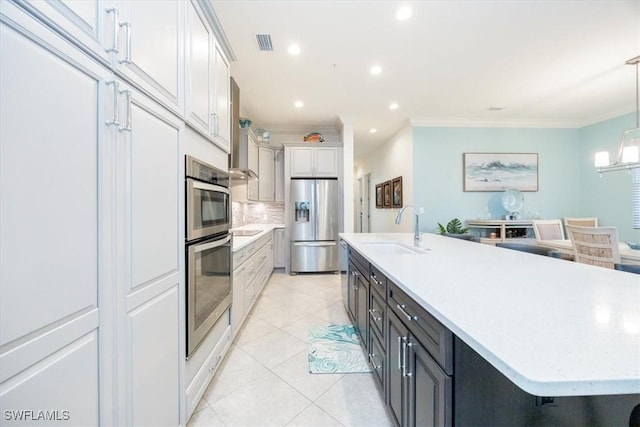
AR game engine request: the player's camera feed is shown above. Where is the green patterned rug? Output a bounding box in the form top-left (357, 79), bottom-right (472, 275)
top-left (308, 325), bottom-right (372, 374)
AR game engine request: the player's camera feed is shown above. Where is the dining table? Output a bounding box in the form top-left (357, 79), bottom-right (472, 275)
top-left (537, 239), bottom-right (640, 265)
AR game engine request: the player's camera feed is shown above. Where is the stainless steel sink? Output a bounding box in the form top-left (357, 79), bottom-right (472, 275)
top-left (361, 241), bottom-right (429, 255)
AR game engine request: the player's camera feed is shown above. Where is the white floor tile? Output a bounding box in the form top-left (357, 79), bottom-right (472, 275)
top-left (315, 374), bottom-right (394, 427)
top-left (238, 329), bottom-right (307, 369)
top-left (250, 303), bottom-right (310, 328)
top-left (187, 404), bottom-right (226, 427)
top-left (234, 315), bottom-right (279, 346)
top-left (203, 345), bottom-right (270, 404)
top-left (285, 404), bottom-right (344, 427)
top-left (272, 349), bottom-right (345, 401)
top-left (311, 301), bottom-right (353, 325)
top-left (211, 371), bottom-right (311, 427)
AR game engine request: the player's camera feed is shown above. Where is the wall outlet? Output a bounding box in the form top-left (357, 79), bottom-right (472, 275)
top-left (418, 207), bottom-right (425, 214)
top-left (263, 214), bottom-right (268, 221)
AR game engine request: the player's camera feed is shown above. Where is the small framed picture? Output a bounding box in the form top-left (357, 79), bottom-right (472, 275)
top-left (375, 184), bottom-right (383, 208)
top-left (383, 181), bottom-right (391, 208)
top-left (392, 176), bottom-right (403, 208)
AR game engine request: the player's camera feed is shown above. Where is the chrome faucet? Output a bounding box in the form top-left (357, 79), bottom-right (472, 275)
top-left (395, 206), bottom-right (422, 246)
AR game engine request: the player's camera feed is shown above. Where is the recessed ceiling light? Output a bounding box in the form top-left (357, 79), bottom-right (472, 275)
top-left (370, 65), bottom-right (382, 75)
top-left (389, 102), bottom-right (399, 110)
top-left (370, 128), bottom-right (377, 133)
top-left (288, 44), bottom-right (301, 55)
top-left (294, 100), bottom-right (304, 108)
top-left (396, 6), bottom-right (412, 21)
top-left (488, 105), bottom-right (505, 111)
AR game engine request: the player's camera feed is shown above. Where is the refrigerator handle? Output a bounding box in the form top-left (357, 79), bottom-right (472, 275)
top-left (314, 179), bottom-right (319, 239)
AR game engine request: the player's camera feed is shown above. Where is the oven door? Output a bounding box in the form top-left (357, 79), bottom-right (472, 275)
top-left (186, 233), bottom-right (232, 357)
top-left (186, 179), bottom-right (231, 241)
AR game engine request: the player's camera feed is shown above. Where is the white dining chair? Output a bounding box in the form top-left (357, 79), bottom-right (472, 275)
top-left (532, 219), bottom-right (565, 242)
top-left (565, 225), bottom-right (621, 269)
top-left (564, 217), bottom-right (598, 228)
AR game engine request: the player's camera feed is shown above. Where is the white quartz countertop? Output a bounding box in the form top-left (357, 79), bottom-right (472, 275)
top-left (232, 224), bottom-right (284, 252)
top-left (340, 232), bottom-right (640, 397)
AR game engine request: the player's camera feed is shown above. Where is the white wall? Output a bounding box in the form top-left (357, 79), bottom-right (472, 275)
top-left (359, 125), bottom-right (414, 233)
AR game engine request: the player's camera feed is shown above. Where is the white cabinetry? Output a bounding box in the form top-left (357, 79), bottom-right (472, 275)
top-left (466, 220), bottom-right (535, 245)
top-left (275, 149), bottom-right (285, 201)
top-left (231, 233), bottom-right (273, 336)
top-left (1, 2), bottom-right (182, 426)
top-left (258, 146), bottom-right (276, 201)
top-left (290, 146), bottom-right (339, 177)
top-left (274, 228), bottom-right (285, 268)
top-left (184, 0), bottom-right (230, 152)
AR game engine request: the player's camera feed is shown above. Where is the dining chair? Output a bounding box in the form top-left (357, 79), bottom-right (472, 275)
top-left (495, 242), bottom-right (556, 256)
top-left (565, 225), bottom-right (621, 269)
top-left (532, 219), bottom-right (565, 241)
top-left (614, 263), bottom-right (640, 274)
top-left (564, 217), bottom-right (598, 228)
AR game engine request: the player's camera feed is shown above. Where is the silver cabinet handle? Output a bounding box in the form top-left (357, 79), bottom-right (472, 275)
top-left (397, 336), bottom-right (402, 371)
top-left (405, 341), bottom-right (413, 377)
top-left (118, 89), bottom-right (132, 132)
top-left (401, 336), bottom-right (408, 377)
top-left (105, 8), bottom-right (119, 53)
top-left (352, 270), bottom-right (359, 277)
top-left (368, 309), bottom-right (382, 322)
top-left (209, 113), bottom-right (215, 135)
top-left (215, 114), bottom-right (220, 137)
top-left (105, 80), bottom-right (120, 127)
top-left (396, 304), bottom-right (418, 322)
top-left (368, 353), bottom-right (381, 370)
top-left (119, 22), bottom-right (132, 64)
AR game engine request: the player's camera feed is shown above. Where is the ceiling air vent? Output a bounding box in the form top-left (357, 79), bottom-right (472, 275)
top-left (256, 34), bottom-right (273, 52)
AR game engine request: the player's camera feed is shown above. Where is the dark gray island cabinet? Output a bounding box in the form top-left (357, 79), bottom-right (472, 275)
top-left (343, 243), bottom-right (640, 427)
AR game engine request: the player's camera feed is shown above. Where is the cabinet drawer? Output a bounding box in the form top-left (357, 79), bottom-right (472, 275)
top-left (369, 288), bottom-right (385, 343)
top-left (349, 247), bottom-right (368, 276)
top-left (233, 247), bottom-right (247, 268)
top-left (368, 331), bottom-right (385, 389)
top-left (369, 265), bottom-right (387, 299)
top-left (388, 281), bottom-right (453, 375)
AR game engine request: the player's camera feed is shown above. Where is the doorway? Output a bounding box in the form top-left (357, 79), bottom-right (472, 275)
top-left (356, 173), bottom-right (371, 233)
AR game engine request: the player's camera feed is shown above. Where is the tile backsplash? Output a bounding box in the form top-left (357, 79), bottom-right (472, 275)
top-left (232, 202), bottom-right (285, 227)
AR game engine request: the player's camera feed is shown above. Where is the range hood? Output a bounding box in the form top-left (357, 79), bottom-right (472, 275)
top-left (229, 77), bottom-right (258, 180)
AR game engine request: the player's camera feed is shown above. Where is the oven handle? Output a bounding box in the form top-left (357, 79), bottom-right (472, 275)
top-left (190, 179), bottom-right (230, 195)
top-left (194, 235), bottom-right (232, 253)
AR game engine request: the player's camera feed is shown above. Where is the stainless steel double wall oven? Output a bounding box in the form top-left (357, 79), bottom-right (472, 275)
top-left (185, 155), bottom-right (232, 358)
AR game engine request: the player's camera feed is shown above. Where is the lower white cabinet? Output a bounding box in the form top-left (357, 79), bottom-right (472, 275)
top-left (274, 228), bottom-right (285, 268)
top-left (231, 232), bottom-right (274, 337)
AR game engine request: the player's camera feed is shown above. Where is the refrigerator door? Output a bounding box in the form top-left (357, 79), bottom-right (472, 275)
top-left (290, 241), bottom-right (339, 272)
top-left (315, 179), bottom-right (339, 241)
top-left (291, 179), bottom-right (315, 241)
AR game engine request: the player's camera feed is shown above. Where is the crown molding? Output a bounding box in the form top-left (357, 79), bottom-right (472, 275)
top-left (198, 0), bottom-right (236, 61)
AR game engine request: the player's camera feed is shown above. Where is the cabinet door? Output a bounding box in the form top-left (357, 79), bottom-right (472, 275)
top-left (407, 337), bottom-right (452, 427)
top-left (258, 147), bottom-right (275, 201)
top-left (355, 272), bottom-right (369, 347)
top-left (14, 0), bottom-right (113, 65)
top-left (387, 311), bottom-right (410, 427)
top-left (185, 0), bottom-right (213, 137)
top-left (231, 264), bottom-right (247, 333)
top-left (275, 149), bottom-right (285, 201)
top-left (315, 147), bottom-right (339, 177)
top-left (290, 146), bottom-right (314, 177)
top-left (347, 262), bottom-right (358, 322)
top-left (115, 0), bottom-right (184, 115)
top-left (213, 43), bottom-right (230, 151)
top-left (274, 229), bottom-right (285, 268)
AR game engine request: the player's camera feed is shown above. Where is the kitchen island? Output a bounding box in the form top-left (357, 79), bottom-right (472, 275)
top-left (340, 232), bottom-right (640, 426)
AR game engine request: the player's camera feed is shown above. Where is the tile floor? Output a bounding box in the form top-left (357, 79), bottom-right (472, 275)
top-left (188, 272), bottom-right (394, 427)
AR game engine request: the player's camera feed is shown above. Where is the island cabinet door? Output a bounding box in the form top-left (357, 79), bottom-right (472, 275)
top-left (407, 337), bottom-right (452, 427)
top-left (347, 261), bottom-right (358, 323)
top-left (387, 310), bottom-right (410, 427)
top-left (355, 271), bottom-right (369, 347)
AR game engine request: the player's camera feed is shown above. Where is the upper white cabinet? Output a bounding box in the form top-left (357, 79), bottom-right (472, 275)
top-left (185, 0), bottom-right (230, 152)
top-left (275, 149), bottom-right (285, 201)
top-left (115, 0), bottom-right (184, 116)
top-left (258, 146), bottom-right (275, 201)
top-left (290, 146), bottom-right (339, 177)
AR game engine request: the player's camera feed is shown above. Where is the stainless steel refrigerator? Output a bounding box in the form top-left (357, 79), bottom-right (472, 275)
top-left (290, 178), bottom-right (339, 273)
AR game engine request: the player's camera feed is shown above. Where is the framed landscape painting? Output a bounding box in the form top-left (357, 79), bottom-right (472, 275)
top-left (392, 176), bottom-right (403, 208)
top-left (463, 153), bottom-right (538, 192)
top-left (383, 181), bottom-right (391, 208)
top-left (375, 184), bottom-right (383, 208)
